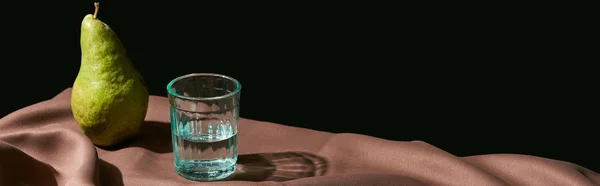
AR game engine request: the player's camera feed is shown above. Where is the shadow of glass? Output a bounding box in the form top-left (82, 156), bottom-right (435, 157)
top-left (227, 151), bottom-right (328, 182)
top-left (98, 159), bottom-right (124, 186)
top-left (97, 121), bottom-right (172, 153)
top-left (94, 123), bottom-right (329, 182)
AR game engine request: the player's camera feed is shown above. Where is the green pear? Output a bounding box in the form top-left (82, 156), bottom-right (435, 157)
top-left (72, 2), bottom-right (149, 147)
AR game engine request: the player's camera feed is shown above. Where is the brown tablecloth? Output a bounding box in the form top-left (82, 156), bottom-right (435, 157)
top-left (1, 88), bottom-right (598, 186)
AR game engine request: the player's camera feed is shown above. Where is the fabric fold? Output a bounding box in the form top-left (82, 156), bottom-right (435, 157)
top-left (0, 141), bottom-right (58, 186)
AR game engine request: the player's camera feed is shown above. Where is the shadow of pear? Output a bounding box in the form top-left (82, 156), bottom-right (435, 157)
top-left (227, 151), bottom-right (328, 182)
top-left (96, 121), bottom-right (172, 153)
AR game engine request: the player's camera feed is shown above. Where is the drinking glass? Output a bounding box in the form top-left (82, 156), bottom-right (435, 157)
top-left (167, 73), bottom-right (241, 181)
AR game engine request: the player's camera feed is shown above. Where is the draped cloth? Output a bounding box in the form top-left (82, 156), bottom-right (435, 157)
top-left (1, 88), bottom-right (598, 186)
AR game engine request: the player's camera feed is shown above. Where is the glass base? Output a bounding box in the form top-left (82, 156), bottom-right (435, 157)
top-left (176, 161), bottom-right (236, 181)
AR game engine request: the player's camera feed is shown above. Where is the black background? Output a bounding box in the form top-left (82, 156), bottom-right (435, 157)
top-left (1, 1), bottom-right (596, 171)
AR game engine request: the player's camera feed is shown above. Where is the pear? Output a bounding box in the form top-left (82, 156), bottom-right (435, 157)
top-left (71, 2), bottom-right (149, 147)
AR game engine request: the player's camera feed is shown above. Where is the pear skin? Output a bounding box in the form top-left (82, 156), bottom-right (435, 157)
top-left (72, 3), bottom-right (149, 147)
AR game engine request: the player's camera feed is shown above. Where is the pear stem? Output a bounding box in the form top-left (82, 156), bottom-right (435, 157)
top-left (93, 2), bottom-right (100, 19)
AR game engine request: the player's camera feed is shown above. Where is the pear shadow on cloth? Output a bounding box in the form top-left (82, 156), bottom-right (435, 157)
top-left (98, 159), bottom-right (124, 186)
top-left (96, 121), bottom-right (172, 153)
top-left (226, 152), bottom-right (329, 182)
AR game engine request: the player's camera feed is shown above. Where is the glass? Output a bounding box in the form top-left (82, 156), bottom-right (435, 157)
top-left (167, 73), bottom-right (241, 181)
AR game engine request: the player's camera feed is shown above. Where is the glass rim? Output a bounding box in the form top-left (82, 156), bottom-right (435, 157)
top-left (166, 73), bottom-right (242, 101)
